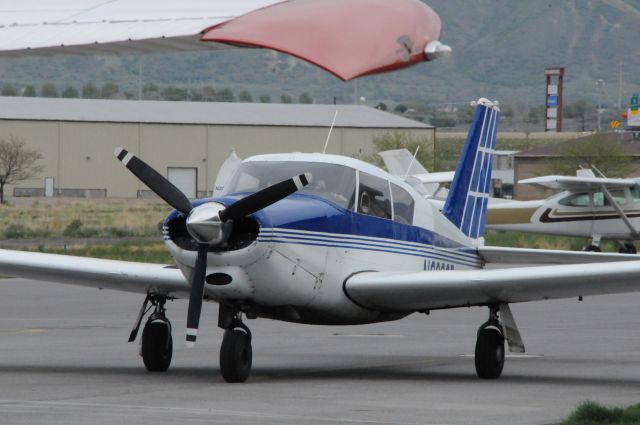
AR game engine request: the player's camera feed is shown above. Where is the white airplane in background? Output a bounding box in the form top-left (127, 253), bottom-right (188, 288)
top-left (381, 151), bottom-right (640, 253)
top-left (489, 171), bottom-right (640, 253)
top-left (2, 0), bottom-right (640, 384)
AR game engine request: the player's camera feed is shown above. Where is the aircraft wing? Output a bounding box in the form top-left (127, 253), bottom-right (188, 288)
top-left (0, 249), bottom-right (190, 298)
top-left (0, 0), bottom-right (284, 56)
top-left (344, 260), bottom-right (640, 312)
top-left (519, 175), bottom-right (637, 191)
top-left (0, 0), bottom-right (449, 81)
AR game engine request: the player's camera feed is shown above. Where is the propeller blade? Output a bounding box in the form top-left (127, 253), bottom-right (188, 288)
top-left (114, 147), bottom-right (193, 215)
top-left (186, 244), bottom-right (209, 348)
top-left (220, 173), bottom-right (312, 222)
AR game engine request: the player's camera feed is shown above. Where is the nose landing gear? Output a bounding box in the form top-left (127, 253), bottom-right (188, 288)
top-left (475, 306), bottom-right (505, 379)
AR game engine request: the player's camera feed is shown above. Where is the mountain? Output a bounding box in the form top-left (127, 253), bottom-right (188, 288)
top-left (0, 0), bottom-right (639, 109)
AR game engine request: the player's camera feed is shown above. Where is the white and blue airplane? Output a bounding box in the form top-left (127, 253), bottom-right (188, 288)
top-left (3, 100), bottom-right (640, 383)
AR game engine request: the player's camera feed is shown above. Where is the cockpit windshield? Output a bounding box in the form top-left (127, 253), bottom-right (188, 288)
top-left (222, 161), bottom-right (357, 209)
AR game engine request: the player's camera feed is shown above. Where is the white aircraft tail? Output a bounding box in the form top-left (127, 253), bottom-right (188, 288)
top-left (442, 99), bottom-right (500, 240)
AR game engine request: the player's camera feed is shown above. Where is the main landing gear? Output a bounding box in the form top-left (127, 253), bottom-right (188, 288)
top-left (218, 305), bottom-right (252, 383)
top-left (130, 295), bottom-right (173, 372)
top-left (475, 306), bottom-right (505, 379)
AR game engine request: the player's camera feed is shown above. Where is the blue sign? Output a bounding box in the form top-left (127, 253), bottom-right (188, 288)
top-left (547, 95), bottom-right (558, 107)
top-left (631, 93), bottom-right (639, 111)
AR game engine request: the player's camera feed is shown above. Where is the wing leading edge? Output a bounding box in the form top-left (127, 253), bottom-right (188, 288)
top-left (0, 249), bottom-right (189, 298)
top-left (344, 260), bottom-right (640, 312)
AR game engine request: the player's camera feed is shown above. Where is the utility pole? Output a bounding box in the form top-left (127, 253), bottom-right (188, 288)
top-left (618, 61), bottom-right (623, 112)
top-left (596, 79), bottom-right (605, 132)
top-left (138, 56), bottom-right (143, 100)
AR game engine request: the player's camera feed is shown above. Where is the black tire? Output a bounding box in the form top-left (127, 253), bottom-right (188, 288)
top-left (220, 329), bottom-right (252, 383)
top-left (582, 245), bottom-right (601, 252)
top-left (475, 328), bottom-right (505, 379)
top-left (141, 320), bottom-right (172, 372)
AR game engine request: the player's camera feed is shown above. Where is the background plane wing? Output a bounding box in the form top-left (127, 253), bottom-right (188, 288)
top-left (344, 260), bottom-right (640, 311)
top-left (519, 175), bottom-right (638, 191)
top-left (0, 249), bottom-right (190, 298)
top-left (0, 0), bottom-right (284, 57)
top-left (478, 245), bottom-right (639, 264)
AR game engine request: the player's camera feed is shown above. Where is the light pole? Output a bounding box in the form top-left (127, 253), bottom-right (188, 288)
top-left (596, 79), bottom-right (605, 132)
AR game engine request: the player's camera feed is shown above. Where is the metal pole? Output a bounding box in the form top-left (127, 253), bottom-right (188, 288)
top-left (618, 62), bottom-right (623, 112)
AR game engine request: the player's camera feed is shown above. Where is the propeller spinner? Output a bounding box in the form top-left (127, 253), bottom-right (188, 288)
top-left (114, 147), bottom-right (311, 347)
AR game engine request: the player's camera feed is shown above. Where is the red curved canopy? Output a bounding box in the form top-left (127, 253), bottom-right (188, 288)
top-left (201, 0), bottom-right (442, 81)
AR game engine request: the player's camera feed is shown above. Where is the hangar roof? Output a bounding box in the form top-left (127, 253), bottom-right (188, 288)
top-left (0, 97), bottom-right (432, 129)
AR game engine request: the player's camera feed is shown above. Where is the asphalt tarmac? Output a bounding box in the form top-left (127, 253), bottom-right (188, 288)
top-left (1, 278), bottom-right (639, 425)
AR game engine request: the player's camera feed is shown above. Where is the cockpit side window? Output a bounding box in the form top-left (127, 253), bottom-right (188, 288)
top-left (391, 183), bottom-right (414, 224)
top-left (357, 172), bottom-right (392, 219)
top-left (558, 192), bottom-right (590, 207)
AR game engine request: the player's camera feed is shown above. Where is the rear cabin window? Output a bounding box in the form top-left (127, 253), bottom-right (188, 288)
top-left (391, 183), bottom-right (415, 224)
top-left (357, 172), bottom-right (392, 219)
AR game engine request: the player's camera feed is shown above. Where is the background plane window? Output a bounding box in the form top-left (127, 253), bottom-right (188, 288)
top-left (559, 193), bottom-right (590, 207)
top-left (391, 183), bottom-right (414, 224)
top-left (357, 172), bottom-right (392, 219)
top-left (632, 186), bottom-right (640, 201)
top-left (603, 189), bottom-right (627, 206)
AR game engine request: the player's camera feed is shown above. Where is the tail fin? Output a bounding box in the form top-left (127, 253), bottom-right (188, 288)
top-left (442, 98), bottom-right (500, 239)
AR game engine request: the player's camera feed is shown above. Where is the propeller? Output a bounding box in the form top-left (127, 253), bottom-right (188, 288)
top-left (114, 147), bottom-right (311, 346)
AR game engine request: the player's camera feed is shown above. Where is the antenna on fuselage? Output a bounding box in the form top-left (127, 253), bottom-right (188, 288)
top-left (322, 110), bottom-right (339, 154)
top-left (403, 146), bottom-right (420, 179)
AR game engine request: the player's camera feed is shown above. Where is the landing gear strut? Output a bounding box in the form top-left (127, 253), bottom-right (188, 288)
top-left (218, 305), bottom-right (252, 383)
top-left (130, 295), bottom-right (173, 372)
top-left (475, 306), bottom-right (505, 379)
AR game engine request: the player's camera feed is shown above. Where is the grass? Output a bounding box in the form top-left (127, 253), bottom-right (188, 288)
top-left (484, 230), bottom-right (621, 252)
top-left (0, 198), bottom-right (171, 239)
top-left (560, 401), bottom-right (640, 425)
top-left (28, 241), bottom-right (173, 264)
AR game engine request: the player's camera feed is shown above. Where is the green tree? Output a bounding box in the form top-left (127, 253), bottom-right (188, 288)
top-left (359, 130), bottom-right (438, 171)
top-left (23, 85), bottom-right (36, 97)
top-left (429, 111), bottom-right (457, 128)
top-left (259, 95), bottom-right (271, 103)
top-left (238, 90), bottom-right (253, 102)
top-left (545, 134), bottom-right (633, 177)
top-left (375, 102), bottom-right (387, 111)
top-left (394, 104), bottom-right (408, 113)
top-left (100, 82), bottom-right (120, 99)
top-left (61, 86), bottom-right (79, 98)
top-left (215, 88), bottom-right (235, 102)
top-left (526, 108), bottom-right (539, 124)
top-left (1, 84), bottom-right (17, 96)
top-left (41, 83), bottom-right (58, 98)
top-left (280, 94), bottom-right (292, 104)
top-left (161, 86), bottom-right (188, 101)
top-left (142, 83), bottom-right (161, 100)
top-left (82, 82), bottom-right (99, 99)
top-left (299, 92), bottom-right (313, 104)
top-left (0, 136), bottom-right (43, 204)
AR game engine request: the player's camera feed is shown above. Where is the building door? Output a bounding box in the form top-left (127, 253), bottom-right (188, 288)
top-left (44, 177), bottom-right (54, 197)
top-left (167, 167), bottom-right (197, 198)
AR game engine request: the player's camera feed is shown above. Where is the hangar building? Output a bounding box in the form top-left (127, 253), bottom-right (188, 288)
top-left (0, 97), bottom-right (433, 198)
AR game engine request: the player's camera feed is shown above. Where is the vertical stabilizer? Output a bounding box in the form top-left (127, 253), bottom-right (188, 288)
top-left (442, 99), bottom-right (500, 239)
